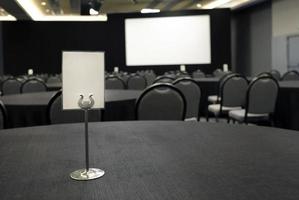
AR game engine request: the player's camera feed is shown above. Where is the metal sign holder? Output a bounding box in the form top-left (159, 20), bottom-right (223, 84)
top-left (70, 94), bottom-right (105, 181)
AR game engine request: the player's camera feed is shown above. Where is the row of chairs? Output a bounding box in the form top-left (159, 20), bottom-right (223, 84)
top-left (207, 73), bottom-right (279, 125)
top-left (46, 77), bottom-right (201, 124)
top-left (0, 78), bottom-right (48, 95)
top-left (105, 74), bottom-right (149, 90)
top-left (259, 70), bottom-right (299, 81)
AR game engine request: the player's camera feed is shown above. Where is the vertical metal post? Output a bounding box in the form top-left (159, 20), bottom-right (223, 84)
top-left (84, 109), bottom-right (89, 171)
top-left (70, 94), bottom-right (105, 181)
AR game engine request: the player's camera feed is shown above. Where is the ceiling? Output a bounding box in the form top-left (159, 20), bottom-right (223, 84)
top-left (0, 0), bottom-right (267, 21)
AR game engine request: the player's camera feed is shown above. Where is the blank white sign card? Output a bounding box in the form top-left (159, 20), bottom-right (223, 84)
top-left (62, 51), bottom-right (105, 110)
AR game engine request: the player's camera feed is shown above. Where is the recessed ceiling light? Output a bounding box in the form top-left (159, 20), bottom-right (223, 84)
top-left (41, 2), bottom-right (46, 6)
top-left (196, 3), bottom-right (202, 8)
top-left (141, 8), bottom-right (160, 14)
top-left (16, 0), bottom-right (107, 21)
top-left (203, 0), bottom-right (232, 9)
top-left (89, 8), bottom-right (99, 16)
top-left (0, 15), bottom-right (17, 21)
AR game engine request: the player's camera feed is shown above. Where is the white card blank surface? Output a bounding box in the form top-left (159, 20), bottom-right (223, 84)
top-left (62, 51), bottom-right (105, 110)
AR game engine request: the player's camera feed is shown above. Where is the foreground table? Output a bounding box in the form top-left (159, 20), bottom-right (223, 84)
top-left (0, 90), bottom-right (141, 128)
top-left (0, 121), bottom-right (298, 200)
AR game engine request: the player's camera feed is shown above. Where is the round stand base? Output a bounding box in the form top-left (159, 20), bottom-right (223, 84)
top-left (70, 168), bottom-right (105, 181)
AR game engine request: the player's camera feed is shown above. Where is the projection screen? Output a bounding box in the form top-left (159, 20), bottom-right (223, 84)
top-left (125, 15), bottom-right (211, 66)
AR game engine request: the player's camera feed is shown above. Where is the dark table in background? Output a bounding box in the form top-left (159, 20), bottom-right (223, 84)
top-left (194, 77), bottom-right (219, 116)
top-left (0, 90), bottom-right (141, 128)
top-left (0, 121), bottom-right (299, 200)
top-left (276, 81), bottom-right (299, 130)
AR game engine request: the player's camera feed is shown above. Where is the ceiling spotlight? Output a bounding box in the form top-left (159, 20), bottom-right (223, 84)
top-left (41, 1), bottom-right (47, 6)
top-left (203, 0), bottom-right (232, 9)
top-left (196, 3), bottom-right (202, 8)
top-left (89, 8), bottom-right (99, 15)
top-left (141, 8), bottom-right (160, 14)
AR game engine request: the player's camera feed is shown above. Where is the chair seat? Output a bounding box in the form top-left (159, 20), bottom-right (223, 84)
top-left (207, 95), bottom-right (220, 103)
top-left (229, 109), bottom-right (269, 122)
top-left (208, 104), bottom-right (242, 116)
top-left (184, 117), bottom-right (198, 121)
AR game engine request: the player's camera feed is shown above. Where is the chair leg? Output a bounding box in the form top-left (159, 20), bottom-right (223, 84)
top-left (269, 116), bottom-right (275, 127)
top-left (206, 113), bottom-right (209, 122)
top-left (227, 117), bottom-right (230, 123)
top-left (215, 114), bottom-right (219, 123)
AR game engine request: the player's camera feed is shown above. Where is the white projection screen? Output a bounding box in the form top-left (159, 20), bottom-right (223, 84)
top-left (125, 15), bottom-right (211, 66)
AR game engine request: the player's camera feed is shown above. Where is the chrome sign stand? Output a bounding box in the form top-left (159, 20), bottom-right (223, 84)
top-left (70, 94), bottom-right (105, 181)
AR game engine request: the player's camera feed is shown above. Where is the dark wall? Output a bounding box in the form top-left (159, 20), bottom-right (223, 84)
top-left (2, 9), bottom-right (231, 75)
top-left (231, 1), bottom-right (272, 76)
top-left (0, 22), bottom-right (3, 75)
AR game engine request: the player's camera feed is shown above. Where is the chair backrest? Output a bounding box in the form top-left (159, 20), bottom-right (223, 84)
top-left (281, 71), bottom-right (299, 81)
top-left (47, 91), bottom-right (101, 124)
top-left (220, 74), bottom-right (248, 109)
top-left (153, 76), bottom-right (175, 84)
top-left (215, 72), bottom-right (234, 99)
top-left (192, 70), bottom-right (205, 79)
top-left (0, 100), bottom-right (7, 129)
top-left (1, 78), bottom-right (22, 95)
top-left (270, 70), bottom-right (281, 81)
top-left (46, 76), bottom-right (61, 84)
top-left (144, 72), bottom-right (156, 85)
top-left (213, 69), bottom-right (224, 77)
top-left (21, 78), bottom-right (47, 93)
top-left (245, 76), bottom-right (279, 117)
top-left (173, 78), bottom-right (201, 119)
top-left (257, 72), bottom-right (273, 78)
top-left (127, 74), bottom-right (147, 90)
top-left (105, 75), bottom-right (126, 89)
top-left (176, 73), bottom-right (191, 79)
top-left (136, 83), bottom-right (186, 120)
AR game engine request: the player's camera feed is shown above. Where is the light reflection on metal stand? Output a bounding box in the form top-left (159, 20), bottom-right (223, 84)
top-left (70, 94), bottom-right (105, 181)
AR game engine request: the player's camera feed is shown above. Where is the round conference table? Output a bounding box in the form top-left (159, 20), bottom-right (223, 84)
top-left (0, 90), bottom-right (141, 128)
top-left (0, 121), bottom-right (299, 200)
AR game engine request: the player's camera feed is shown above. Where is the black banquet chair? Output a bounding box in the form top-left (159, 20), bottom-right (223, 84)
top-left (47, 91), bottom-right (101, 124)
top-left (173, 78), bottom-right (201, 120)
top-left (1, 78), bottom-right (22, 95)
top-left (281, 70), bottom-right (299, 81)
top-left (192, 70), bottom-right (205, 79)
top-left (207, 74), bottom-right (248, 122)
top-left (21, 78), bottom-right (47, 93)
top-left (0, 100), bottom-right (7, 129)
top-left (127, 74), bottom-right (147, 90)
top-left (153, 76), bottom-right (175, 84)
top-left (144, 72), bottom-right (156, 85)
top-left (136, 83), bottom-right (186, 120)
top-left (229, 76), bottom-right (279, 125)
top-left (269, 70), bottom-right (281, 81)
top-left (105, 75), bottom-right (126, 89)
top-left (46, 76), bottom-right (61, 84)
top-left (207, 72), bottom-right (233, 104)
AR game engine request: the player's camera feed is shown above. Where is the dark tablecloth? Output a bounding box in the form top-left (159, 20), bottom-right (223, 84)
top-left (0, 121), bottom-right (299, 200)
top-left (0, 90), bottom-right (141, 128)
